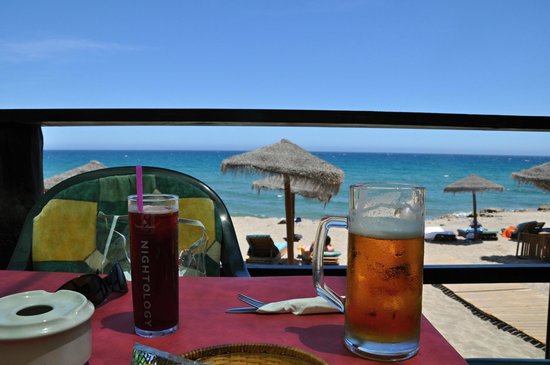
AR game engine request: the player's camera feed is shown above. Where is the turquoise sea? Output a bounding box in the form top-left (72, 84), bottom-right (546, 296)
top-left (43, 151), bottom-right (550, 220)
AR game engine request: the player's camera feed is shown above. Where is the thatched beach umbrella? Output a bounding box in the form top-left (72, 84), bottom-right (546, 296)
top-left (44, 160), bottom-right (106, 191)
top-left (444, 174), bottom-right (504, 240)
top-left (221, 139), bottom-right (344, 264)
top-left (252, 175), bottom-right (334, 203)
top-left (512, 161), bottom-right (550, 192)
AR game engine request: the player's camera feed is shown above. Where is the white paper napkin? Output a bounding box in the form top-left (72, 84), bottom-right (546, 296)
top-left (256, 296), bottom-right (341, 315)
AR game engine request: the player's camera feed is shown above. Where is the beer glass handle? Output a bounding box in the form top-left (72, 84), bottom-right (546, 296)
top-left (178, 218), bottom-right (208, 277)
top-left (313, 215), bottom-right (347, 313)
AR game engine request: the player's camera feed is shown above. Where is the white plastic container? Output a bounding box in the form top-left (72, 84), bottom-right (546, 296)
top-left (0, 290), bottom-right (95, 365)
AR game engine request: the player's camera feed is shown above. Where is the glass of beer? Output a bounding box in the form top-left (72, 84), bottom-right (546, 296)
top-left (312, 183), bottom-right (425, 361)
top-left (128, 194), bottom-right (207, 338)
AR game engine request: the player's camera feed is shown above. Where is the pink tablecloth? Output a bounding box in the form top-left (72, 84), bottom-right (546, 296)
top-left (0, 270), bottom-right (467, 364)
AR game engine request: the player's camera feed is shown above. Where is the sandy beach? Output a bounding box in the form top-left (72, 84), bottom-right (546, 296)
top-left (232, 209), bottom-right (549, 359)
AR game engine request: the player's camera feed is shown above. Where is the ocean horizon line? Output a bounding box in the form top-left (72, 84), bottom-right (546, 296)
top-left (42, 148), bottom-right (550, 158)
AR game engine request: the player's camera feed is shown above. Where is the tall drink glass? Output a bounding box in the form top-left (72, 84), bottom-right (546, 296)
top-left (128, 194), bottom-right (179, 338)
top-left (313, 183), bottom-right (425, 361)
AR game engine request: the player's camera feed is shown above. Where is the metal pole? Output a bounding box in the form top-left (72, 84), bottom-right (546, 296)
top-left (472, 191), bottom-right (479, 241)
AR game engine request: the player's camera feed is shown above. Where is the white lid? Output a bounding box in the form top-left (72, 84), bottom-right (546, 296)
top-left (0, 290), bottom-right (94, 340)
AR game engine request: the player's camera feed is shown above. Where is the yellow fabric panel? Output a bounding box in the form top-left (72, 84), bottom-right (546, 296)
top-left (33, 199), bottom-right (97, 262)
top-left (178, 198), bottom-right (215, 252)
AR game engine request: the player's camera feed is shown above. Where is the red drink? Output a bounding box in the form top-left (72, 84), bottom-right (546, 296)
top-left (129, 195), bottom-right (179, 337)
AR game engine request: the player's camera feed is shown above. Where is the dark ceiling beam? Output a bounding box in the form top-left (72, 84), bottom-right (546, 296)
top-left (0, 108), bottom-right (549, 131)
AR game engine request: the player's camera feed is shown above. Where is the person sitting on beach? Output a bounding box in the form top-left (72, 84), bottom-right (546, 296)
top-left (308, 235), bottom-right (334, 254)
top-left (299, 236), bottom-right (334, 264)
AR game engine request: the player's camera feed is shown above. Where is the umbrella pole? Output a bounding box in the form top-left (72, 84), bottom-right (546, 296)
top-left (291, 192), bottom-right (295, 219)
top-left (284, 175), bottom-right (295, 264)
top-left (472, 191), bottom-right (478, 241)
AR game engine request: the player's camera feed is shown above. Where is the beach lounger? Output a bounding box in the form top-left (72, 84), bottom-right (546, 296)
top-left (424, 227), bottom-right (457, 242)
top-left (511, 221), bottom-right (545, 240)
top-left (245, 234), bottom-right (287, 264)
top-left (457, 228), bottom-right (499, 241)
top-left (322, 250), bottom-right (341, 265)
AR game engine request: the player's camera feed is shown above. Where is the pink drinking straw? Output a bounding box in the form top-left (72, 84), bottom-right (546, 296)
top-left (136, 165), bottom-right (144, 213)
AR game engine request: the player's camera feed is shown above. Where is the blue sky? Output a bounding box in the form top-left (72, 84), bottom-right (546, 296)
top-left (42, 126), bottom-right (549, 155)
top-left (2, 1), bottom-right (549, 154)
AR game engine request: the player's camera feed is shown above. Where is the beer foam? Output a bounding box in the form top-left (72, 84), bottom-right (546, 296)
top-left (349, 216), bottom-right (424, 240)
top-left (128, 205), bottom-right (176, 214)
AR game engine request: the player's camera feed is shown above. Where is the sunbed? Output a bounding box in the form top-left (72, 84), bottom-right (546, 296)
top-left (457, 227), bottom-right (499, 240)
top-left (425, 226), bottom-right (457, 242)
top-left (245, 234), bottom-right (287, 264)
top-left (511, 221), bottom-right (545, 240)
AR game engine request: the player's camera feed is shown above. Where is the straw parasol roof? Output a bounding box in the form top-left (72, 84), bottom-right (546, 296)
top-left (444, 174), bottom-right (504, 194)
top-left (221, 139), bottom-right (344, 197)
top-left (444, 174), bottom-right (504, 240)
top-left (512, 161), bottom-right (550, 192)
top-left (252, 176), bottom-right (333, 203)
top-left (44, 160), bottom-right (106, 191)
top-left (221, 139), bottom-right (344, 263)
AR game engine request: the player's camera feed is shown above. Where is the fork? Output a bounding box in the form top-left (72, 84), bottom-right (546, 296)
top-left (237, 293), bottom-right (265, 308)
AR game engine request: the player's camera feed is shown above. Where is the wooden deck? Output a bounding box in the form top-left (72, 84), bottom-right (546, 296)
top-left (445, 283), bottom-right (548, 344)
